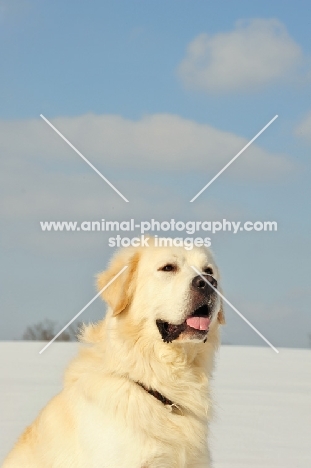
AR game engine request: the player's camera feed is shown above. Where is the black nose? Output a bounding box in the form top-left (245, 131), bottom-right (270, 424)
top-left (192, 274), bottom-right (217, 290)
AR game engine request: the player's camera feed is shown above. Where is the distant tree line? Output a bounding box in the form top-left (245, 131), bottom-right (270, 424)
top-left (22, 319), bottom-right (82, 342)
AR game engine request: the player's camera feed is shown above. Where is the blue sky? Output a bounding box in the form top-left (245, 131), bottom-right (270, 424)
top-left (1, 0), bottom-right (311, 348)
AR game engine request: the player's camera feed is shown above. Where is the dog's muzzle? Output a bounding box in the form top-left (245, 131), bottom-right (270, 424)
top-left (156, 274), bottom-right (218, 343)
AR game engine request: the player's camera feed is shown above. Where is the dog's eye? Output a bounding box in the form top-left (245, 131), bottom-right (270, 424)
top-left (159, 264), bottom-right (177, 272)
top-left (203, 267), bottom-right (214, 275)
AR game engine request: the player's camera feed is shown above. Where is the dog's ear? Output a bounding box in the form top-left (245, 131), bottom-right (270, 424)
top-left (97, 249), bottom-right (140, 316)
top-left (217, 296), bottom-right (226, 324)
top-left (217, 307), bottom-right (226, 324)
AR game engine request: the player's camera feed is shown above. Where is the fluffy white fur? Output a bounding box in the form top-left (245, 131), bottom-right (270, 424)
top-left (3, 241), bottom-right (224, 468)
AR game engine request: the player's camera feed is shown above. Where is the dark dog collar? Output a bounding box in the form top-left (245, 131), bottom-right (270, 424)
top-left (135, 381), bottom-right (183, 415)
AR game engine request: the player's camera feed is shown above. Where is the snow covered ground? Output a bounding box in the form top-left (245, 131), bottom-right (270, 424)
top-left (0, 342), bottom-right (310, 467)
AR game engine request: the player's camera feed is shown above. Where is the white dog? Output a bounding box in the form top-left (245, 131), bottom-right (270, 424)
top-left (4, 239), bottom-right (225, 467)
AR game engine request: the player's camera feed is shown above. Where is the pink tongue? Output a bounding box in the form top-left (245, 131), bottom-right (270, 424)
top-left (186, 316), bottom-right (211, 331)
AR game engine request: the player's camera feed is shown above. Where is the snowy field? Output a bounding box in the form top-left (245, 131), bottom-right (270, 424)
top-left (0, 342), bottom-right (310, 467)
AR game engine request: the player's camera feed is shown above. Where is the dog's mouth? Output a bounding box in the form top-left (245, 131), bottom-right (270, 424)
top-left (156, 304), bottom-right (212, 343)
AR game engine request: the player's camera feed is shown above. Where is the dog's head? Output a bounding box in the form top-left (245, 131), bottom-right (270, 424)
top-left (97, 239), bottom-right (225, 344)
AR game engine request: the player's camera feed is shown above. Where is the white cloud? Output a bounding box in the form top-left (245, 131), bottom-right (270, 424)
top-left (0, 112), bottom-right (295, 254)
top-left (178, 18), bottom-right (306, 93)
top-left (0, 113), bottom-right (294, 177)
top-left (294, 111), bottom-right (311, 142)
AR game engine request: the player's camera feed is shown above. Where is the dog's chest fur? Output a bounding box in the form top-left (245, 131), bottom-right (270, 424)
top-left (68, 339), bottom-right (214, 468)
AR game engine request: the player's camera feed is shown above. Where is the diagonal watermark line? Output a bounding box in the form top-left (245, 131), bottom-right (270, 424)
top-left (190, 115), bottom-right (278, 202)
top-left (39, 265), bottom-right (128, 354)
top-left (191, 266), bottom-right (279, 353)
top-left (40, 114), bottom-right (129, 202)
